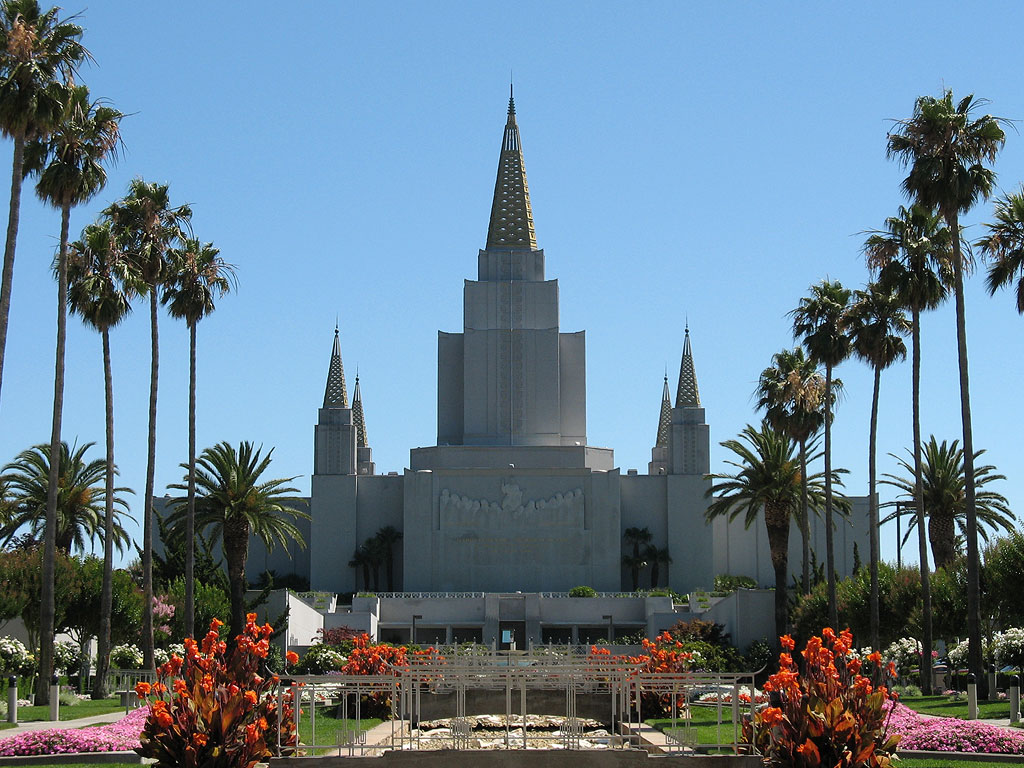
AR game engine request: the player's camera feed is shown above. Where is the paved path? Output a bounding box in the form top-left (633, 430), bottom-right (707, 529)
top-left (0, 710), bottom-right (128, 739)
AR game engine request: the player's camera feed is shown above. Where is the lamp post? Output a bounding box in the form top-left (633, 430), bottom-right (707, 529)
top-left (411, 614), bottom-right (422, 645)
top-left (603, 614), bottom-right (613, 644)
top-left (891, 500), bottom-right (914, 570)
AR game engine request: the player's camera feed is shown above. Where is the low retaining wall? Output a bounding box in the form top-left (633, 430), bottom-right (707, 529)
top-left (415, 690), bottom-right (612, 723)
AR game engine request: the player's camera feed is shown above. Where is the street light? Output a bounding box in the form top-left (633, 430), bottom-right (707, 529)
top-left (891, 500), bottom-right (914, 569)
top-left (603, 614), bottom-right (613, 644)
top-left (411, 614), bottom-right (422, 644)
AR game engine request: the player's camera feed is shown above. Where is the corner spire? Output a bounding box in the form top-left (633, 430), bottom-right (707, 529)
top-left (675, 327), bottom-right (701, 408)
top-left (486, 89), bottom-right (537, 250)
top-left (323, 327), bottom-right (349, 408)
top-left (656, 375), bottom-right (672, 446)
top-left (352, 374), bottom-right (368, 448)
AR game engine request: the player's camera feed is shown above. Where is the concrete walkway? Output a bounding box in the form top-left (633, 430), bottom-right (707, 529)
top-left (0, 710), bottom-right (128, 739)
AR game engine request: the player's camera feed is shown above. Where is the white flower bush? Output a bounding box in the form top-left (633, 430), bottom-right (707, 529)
top-left (110, 643), bottom-right (143, 670)
top-left (0, 636), bottom-right (35, 676)
top-left (52, 640), bottom-right (80, 675)
top-left (884, 637), bottom-right (922, 675)
top-left (992, 628), bottom-right (1024, 669)
top-left (947, 639), bottom-right (970, 670)
top-left (153, 643), bottom-right (186, 667)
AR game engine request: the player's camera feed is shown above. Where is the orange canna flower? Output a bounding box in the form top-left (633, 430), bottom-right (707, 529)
top-left (760, 706), bottom-right (784, 728)
top-left (247, 612), bottom-right (258, 623)
top-left (151, 682), bottom-right (167, 694)
top-left (822, 627), bottom-right (836, 641)
top-left (134, 682), bottom-right (151, 696)
top-left (173, 679), bottom-right (188, 696)
top-left (780, 634), bottom-right (795, 651)
top-left (155, 710), bottom-right (174, 728)
top-left (867, 651), bottom-right (882, 665)
top-left (245, 690), bottom-right (258, 705)
top-left (286, 651), bottom-right (299, 665)
top-left (210, 618), bottom-right (224, 630)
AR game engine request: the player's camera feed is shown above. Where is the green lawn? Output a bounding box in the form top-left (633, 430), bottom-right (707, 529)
top-left (295, 703), bottom-right (382, 755)
top-left (900, 694), bottom-right (1015, 720)
top-left (12, 698), bottom-right (125, 723)
top-left (647, 704), bottom-right (745, 747)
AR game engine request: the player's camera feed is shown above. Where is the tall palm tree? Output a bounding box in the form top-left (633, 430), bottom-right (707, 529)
top-left (0, 440), bottom-right (132, 553)
top-left (0, 0), bottom-right (85, 413)
top-left (888, 89), bottom-right (1006, 689)
top-left (755, 347), bottom-right (826, 594)
top-left (24, 82), bottom-right (120, 701)
top-left (980, 188), bottom-right (1024, 313)
top-left (363, 535), bottom-right (387, 593)
top-left (790, 279), bottom-right (851, 627)
top-left (705, 422), bottom-right (842, 642)
top-left (161, 238), bottom-right (235, 637)
top-left (66, 220), bottom-right (134, 698)
top-left (104, 179), bottom-right (191, 669)
top-left (166, 441), bottom-right (307, 637)
top-left (882, 437), bottom-right (1014, 569)
top-left (621, 553), bottom-right (649, 592)
top-left (373, 525), bottom-right (403, 592)
top-left (842, 284), bottom-right (909, 651)
top-left (864, 203), bottom-right (950, 694)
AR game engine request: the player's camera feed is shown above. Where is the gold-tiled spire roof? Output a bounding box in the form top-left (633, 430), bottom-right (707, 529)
top-left (323, 327), bottom-right (348, 408)
top-left (675, 327), bottom-right (701, 408)
top-left (656, 375), bottom-right (672, 447)
top-left (485, 86), bottom-right (537, 250)
top-left (352, 374), bottom-right (368, 448)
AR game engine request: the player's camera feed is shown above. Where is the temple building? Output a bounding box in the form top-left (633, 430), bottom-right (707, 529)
top-left (300, 91), bottom-right (870, 609)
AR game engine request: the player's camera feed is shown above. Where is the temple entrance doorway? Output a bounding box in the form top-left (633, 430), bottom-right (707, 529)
top-left (498, 621), bottom-right (525, 650)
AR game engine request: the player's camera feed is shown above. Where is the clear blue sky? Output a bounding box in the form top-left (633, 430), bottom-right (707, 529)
top-left (1, 1), bottom-right (1022, 571)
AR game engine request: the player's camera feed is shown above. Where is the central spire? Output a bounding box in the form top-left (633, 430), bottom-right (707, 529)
top-left (485, 85), bottom-right (537, 250)
top-left (675, 327), bottom-right (701, 408)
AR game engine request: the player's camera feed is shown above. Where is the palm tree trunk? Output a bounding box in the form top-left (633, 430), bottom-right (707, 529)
top-left (868, 365), bottom-right (881, 652)
top-left (185, 321), bottom-right (196, 638)
top-left (947, 212), bottom-right (983, 697)
top-left (0, 131), bottom-right (26, 412)
top-left (912, 307), bottom-right (933, 695)
top-left (799, 440), bottom-right (810, 594)
top-left (764, 503), bottom-right (791, 646)
top-left (142, 288), bottom-right (159, 671)
top-left (92, 327), bottom-right (114, 699)
top-left (223, 521), bottom-right (249, 639)
top-left (650, 560), bottom-right (659, 589)
top-left (38, 200), bottom-right (72, 704)
top-left (824, 363), bottom-right (837, 628)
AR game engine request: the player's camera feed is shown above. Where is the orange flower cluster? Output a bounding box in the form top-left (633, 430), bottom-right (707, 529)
top-left (751, 628), bottom-right (901, 768)
top-left (135, 614), bottom-right (298, 768)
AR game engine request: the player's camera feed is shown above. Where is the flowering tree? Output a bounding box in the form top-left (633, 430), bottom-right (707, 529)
top-left (135, 615), bottom-right (296, 768)
top-left (750, 628), bottom-right (900, 767)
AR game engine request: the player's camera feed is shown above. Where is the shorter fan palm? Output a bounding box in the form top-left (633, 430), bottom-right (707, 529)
top-left (882, 437), bottom-right (1014, 570)
top-left (705, 423), bottom-right (845, 642)
top-left (166, 441), bottom-right (308, 636)
top-left (0, 440), bottom-right (132, 553)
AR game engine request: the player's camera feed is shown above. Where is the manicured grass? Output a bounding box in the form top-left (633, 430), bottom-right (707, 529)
top-left (295, 704), bottom-right (382, 755)
top-left (647, 704), bottom-right (745, 747)
top-left (900, 694), bottom-right (1013, 720)
top-left (15, 698), bottom-right (125, 723)
top-left (0, 722), bottom-right (15, 730)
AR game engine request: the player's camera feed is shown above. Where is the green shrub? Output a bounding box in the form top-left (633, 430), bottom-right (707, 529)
top-left (714, 573), bottom-right (758, 593)
top-left (568, 585), bottom-right (597, 598)
top-left (57, 687), bottom-right (80, 706)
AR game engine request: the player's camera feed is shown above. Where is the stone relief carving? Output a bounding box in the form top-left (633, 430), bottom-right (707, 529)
top-left (440, 483), bottom-right (584, 529)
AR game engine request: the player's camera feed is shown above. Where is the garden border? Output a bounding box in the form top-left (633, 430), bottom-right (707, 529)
top-left (0, 751), bottom-right (147, 766)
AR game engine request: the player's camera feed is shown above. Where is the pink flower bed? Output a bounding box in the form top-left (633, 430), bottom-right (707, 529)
top-left (886, 701), bottom-right (1024, 754)
top-left (0, 707), bottom-right (146, 756)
